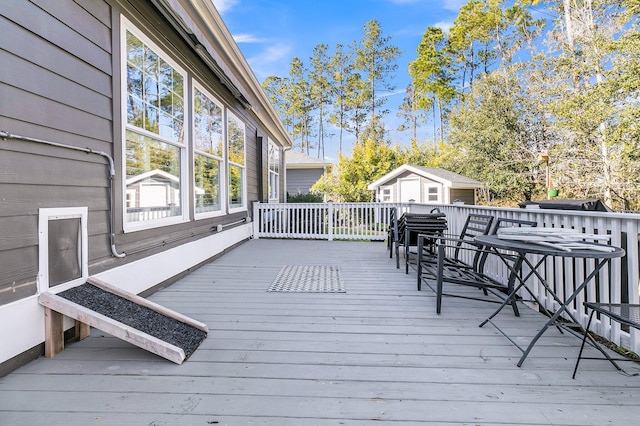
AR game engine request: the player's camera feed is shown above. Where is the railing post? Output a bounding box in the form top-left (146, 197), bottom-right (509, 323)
top-left (252, 201), bottom-right (260, 239)
top-left (327, 202), bottom-right (333, 241)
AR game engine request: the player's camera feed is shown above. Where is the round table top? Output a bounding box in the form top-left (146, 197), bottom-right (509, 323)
top-left (475, 235), bottom-right (625, 259)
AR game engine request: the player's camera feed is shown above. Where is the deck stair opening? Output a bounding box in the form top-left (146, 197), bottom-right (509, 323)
top-left (37, 277), bottom-right (208, 364)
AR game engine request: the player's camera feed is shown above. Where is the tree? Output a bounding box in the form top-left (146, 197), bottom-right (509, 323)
top-left (312, 137), bottom-right (401, 202)
top-left (309, 44), bottom-right (332, 159)
top-left (446, 70), bottom-right (551, 203)
top-left (288, 57), bottom-right (315, 154)
top-left (396, 83), bottom-right (425, 143)
top-left (328, 43), bottom-right (354, 154)
top-left (409, 26), bottom-right (456, 144)
top-left (262, 76), bottom-right (293, 133)
top-left (354, 19), bottom-right (401, 124)
top-left (540, 0), bottom-right (639, 210)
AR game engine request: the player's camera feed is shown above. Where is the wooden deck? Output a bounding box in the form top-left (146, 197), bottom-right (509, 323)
top-left (1, 239), bottom-right (639, 425)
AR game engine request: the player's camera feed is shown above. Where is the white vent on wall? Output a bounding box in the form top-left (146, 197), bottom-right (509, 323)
top-left (38, 207), bottom-right (88, 294)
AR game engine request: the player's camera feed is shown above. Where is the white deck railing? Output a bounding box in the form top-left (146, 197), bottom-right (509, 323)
top-left (253, 202), bottom-right (414, 241)
top-left (253, 201), bottom-right (640, 354)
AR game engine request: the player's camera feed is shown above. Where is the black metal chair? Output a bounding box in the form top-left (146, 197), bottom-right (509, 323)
top-left (416, 213), bottom-right (494, 289)
top-left (402, 210), bottom-right (448, 273)
top-left (388, 209), bottom-right (447, 269)
top-left (387, 207), bottom-right (397, 257)
top-left (573, 302), bottom-right (640, 378)
top-left (418, 216), bottom-right (537, 314)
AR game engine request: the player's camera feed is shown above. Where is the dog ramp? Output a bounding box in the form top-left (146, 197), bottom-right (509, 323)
top-left (38, 277), bottom-right (208, 364)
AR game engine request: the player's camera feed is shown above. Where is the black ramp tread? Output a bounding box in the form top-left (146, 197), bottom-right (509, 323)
top-left (59, 283), bottom-right (207, 358)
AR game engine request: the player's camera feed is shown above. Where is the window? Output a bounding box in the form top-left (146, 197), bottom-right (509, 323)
top-left (227, 112), bottom-right (245, 210)
top-left (380, 186), bottom-right (393, 202)
top-left (123, 20), bottom-right (187, 229)
top-left (193, 85), bottom-right (224, 216)
top-left (268, 139), bottom-right (280, 201)
top-left (122, 18), bottom-right (250, 226)
top-left (426, 184), bottom-right (440, 202)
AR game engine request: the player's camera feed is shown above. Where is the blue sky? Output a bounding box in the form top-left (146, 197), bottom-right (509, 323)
top-left (212, 0), bottom-right (468, 161)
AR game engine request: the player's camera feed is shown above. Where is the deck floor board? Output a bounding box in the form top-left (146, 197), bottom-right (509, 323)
top-left (1, 239), bottom-right (639, 425)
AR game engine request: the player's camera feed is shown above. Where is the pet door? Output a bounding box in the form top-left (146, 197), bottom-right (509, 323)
top-left (38, 207), bottom-right (88, 293)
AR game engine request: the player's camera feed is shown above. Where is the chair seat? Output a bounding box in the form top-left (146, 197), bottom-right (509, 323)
top-left (418, 216), bottom-right (537, 315)
top-left (573, 302), bottom-right (640, 378)
top-left (583, 303), bottom-right (640, 328)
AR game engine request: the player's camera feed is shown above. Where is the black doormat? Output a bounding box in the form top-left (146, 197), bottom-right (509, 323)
top-left (58, 284), bottom-right (207, 359)
top-left (268, 265), bottom-right (345, 293)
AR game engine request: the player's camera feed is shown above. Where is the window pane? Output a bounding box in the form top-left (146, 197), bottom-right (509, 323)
top-left (268, 141), bottom-right (279, 201)
top-left (126, 130), bottom-right (182, 223)
top-left (268, 142), bottom-right (279, 173)
top-left (126, 31), bottom-right (183, 142)
top-left (194, 89), bottom-right (223, 157)
top-left (195, 154), bottom-right (221, 214)
top-left (227, 114), bottom-right (245, 165)
top-left (229, 164), bottom-right (243, 208)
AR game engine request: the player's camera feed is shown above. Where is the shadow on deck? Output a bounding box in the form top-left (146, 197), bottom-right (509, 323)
top-left (1, 239), bottom-right (639, 425)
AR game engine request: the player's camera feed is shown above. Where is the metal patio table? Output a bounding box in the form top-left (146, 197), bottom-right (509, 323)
top-left (475, 235), bottom-right (625, 368)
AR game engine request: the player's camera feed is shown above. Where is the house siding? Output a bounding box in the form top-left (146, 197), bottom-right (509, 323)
top-left (0, 0), bottom-right (290, 368)
top-left (286, 169), bottom-right (324, 195)
top-left (450, 188), bottom-right (476, 205)
top-left (0, 0), bottom-right (114, 304)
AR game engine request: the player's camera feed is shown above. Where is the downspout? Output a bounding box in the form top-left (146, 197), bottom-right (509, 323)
top-left (256, 134), bottom-right (264, 203)
top-left (0, 130), bottom-right (126, 258)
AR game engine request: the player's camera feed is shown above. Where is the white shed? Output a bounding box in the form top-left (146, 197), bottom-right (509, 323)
top-left (367, 165), bottom-right (483, 204)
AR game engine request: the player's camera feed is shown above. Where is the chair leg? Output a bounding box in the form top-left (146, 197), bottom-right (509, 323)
top-left (573, 311), bottom-right (596, 379)
top-left (436, 244), bottom-right (445, 314)
top-left (416, 238), bottom-right (423, 291)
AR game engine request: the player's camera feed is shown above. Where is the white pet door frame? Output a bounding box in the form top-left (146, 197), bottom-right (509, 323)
top-left (38, 207), bottom-right (88, 294)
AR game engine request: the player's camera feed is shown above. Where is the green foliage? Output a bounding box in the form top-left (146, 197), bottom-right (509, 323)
top-left (265, 0), bottom-right (640, 211)
top-left (287, 192), bottom-right (324, 203)
top-left (312, 137), bottom-right (402, 202)
top-left (446, 70), bottom-right (546, 203)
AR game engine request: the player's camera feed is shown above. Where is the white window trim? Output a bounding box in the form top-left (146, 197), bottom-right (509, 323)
top-left (424, 183), bottom-right (442, 203)
top-left (193, 81), bottom-right (225, 219)
top-left (268, 138), bottom-right (280, 202)
top-left (37, 207), bottom-right (88, 294)
top-left (121, 16), bottom-right (190, 232)
top-left (227, 110), bottom-right (247, 213)
top-left (379, 185), bottom-right (393, 202)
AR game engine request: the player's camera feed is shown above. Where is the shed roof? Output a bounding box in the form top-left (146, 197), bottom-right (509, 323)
top-left (367, 164), bottom-right (483, 190)
top-left (285, 150), bottom-right (332, 169)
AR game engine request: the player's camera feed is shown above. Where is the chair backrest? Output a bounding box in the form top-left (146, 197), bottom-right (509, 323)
top-left (452, 214), bottom-right (494, 262)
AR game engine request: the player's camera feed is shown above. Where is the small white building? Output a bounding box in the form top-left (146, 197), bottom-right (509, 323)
top-left (367, 165), bottom-right (483, 205)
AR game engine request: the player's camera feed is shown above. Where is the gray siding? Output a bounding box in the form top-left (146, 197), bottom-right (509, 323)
top-left (0, 0), bottom-right (276, 306)
top-left (0, 0), bottom-right (113, 304)
top-left (287, 169), bottom-right (324, 195)
top-left (450, 188), bottom-right (476, 205)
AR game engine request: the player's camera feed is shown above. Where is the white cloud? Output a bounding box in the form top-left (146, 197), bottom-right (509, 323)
top-left (246, 43), bottom-right (294, 80)
top-left (251, 43), bottom-right (292, 63)
top-left (433, 20), bottom-right (454, 33)
top-left (233, 33), bottom-right (266, 43)
top-left (442, 0), bottom-right (466, 12)
top-left (211, 0), bottom-right (239, 14)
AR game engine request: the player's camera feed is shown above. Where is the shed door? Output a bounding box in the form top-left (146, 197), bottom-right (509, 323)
top-left (399, 179), bottom-right (420, 202)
